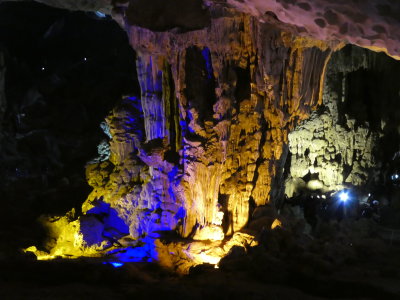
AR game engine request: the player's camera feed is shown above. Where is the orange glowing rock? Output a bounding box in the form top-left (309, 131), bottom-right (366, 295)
top-left (271, 219), bottom-right (282, 229)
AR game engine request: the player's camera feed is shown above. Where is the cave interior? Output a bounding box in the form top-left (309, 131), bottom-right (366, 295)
top-left (1, 1), bottom-right (400, 299)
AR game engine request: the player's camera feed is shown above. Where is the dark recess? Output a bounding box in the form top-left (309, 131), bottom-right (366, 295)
top-left (0, 2), bottom-right (138, 251)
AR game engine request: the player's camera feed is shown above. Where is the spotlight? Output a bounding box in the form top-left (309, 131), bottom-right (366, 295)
top-left (103, 261), bottom-right (124, 268)
top-left (338, 191), bottom-right (349, 202)
top-left (95, 11), bottom-right (107, 18)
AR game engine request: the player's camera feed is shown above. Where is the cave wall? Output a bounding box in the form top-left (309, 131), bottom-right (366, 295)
top-left (226, 0), bottom-right (400, 60)
top-left (286, 45), bottom-right (400, 196)
top-left (8, 0), bottom-right (400, 59)
top-left (7, 0), bottom-right (399, 271)
top-left (38, 6), bottom-right (335, 263)
top-left (125, 8), bottom-right (333, 237)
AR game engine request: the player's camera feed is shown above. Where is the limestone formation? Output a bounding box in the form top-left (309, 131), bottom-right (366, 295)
top-left (226, 0), bottom-right (400, 59)
top-left (4, 0), bottom-right (400, 59)
top-left (286, 45), bottom-right (400, 195)
top-left (29, 5), bottom-right (335, 269)
top-left (20, 0), bottom-right (400, 272)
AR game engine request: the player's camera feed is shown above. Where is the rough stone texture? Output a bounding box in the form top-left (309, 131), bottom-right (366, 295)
top-left (16, 0), bottom-right (400, 272)
top-left (286, 94), bottom-right (379, 192)
top-left (286, 44), bottom-right (400, 195)
top-left (37, 5), bottom-right (333, 266)
top-left (7, 0), bottom-right (400, 60)
top-left (4, 0), bottom-right (400, 59)
top-left (4, 0), bottom-right (400, 276)
top-left (226, 0), bottom-right (400, 59)
top-left (126, 7), bottom-right (332, 236)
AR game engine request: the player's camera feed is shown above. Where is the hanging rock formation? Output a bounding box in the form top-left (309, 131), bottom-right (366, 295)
top-left (225, 0), bottom-right (400, 60)
top-left (5, 0), bottom-right (400, 59)
top-left (31, 4), bottom-right (337, 271)
top-left (286, 45), bottom-right (400, 196)
top-left (12, 0), bottom-right (400, 272)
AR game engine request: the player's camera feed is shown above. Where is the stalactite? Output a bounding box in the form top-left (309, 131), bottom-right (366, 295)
top-left (31, 5), bottom-right (335, 270)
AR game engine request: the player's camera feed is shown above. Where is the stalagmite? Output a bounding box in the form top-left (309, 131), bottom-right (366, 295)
top-left (30, 4), bottom-right (337, 271)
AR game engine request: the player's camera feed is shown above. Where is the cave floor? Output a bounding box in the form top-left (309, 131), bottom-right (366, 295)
top-left (1, 244), bottom-right (400, 300)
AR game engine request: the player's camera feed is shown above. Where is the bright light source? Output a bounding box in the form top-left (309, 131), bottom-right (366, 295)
top-left (110, 262), bottom-right (124, 268)
top-left (95, 11), bottom-right (106, 18)
top-left (339, 191), bottom-right (349, 202)
top-left (41, 67), bottom-right (45, 71)
top-left (83, 57), bottom-right (87, 61)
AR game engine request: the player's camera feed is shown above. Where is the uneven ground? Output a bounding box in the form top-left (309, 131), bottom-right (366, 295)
top-left (2, 216), bottom-right (400, 300)
top-left (1, 243), bottom-right (400, 300)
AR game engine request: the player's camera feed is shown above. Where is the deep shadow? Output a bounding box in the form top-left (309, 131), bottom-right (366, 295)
top-left (0, 2), bottom-right (139, 252)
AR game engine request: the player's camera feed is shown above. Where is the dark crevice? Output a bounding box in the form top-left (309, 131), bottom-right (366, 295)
top-left (184, 46), bottom-right (216, 125)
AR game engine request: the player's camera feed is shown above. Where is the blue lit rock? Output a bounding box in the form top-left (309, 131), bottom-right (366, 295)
top-left (33, 4), bottom-right (335, 269)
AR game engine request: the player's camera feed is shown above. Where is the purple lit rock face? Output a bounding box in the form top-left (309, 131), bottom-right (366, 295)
top-left (7, 0), bottom-right (400, 277)
top-left (37, 3), bottom-right (334, 269)
top-left (226, 0), bottom-right (400, 59)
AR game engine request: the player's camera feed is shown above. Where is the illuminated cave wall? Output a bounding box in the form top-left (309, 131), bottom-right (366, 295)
top-left (286, 45), bottom-right (400, 195)
top-left (41, 6), bottom-right (335, 260)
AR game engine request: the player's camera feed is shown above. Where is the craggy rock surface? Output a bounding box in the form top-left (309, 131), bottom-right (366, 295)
top-left (226, 0), bottom-right (400, 59)
top-left (3, 217), bottom-right (400, 300)
top-left (38, 5), bottom-right (335, 266)
top-left (287, 45), bottom-right (400, 194)
top-left (3, 0), bottom-right (400, 276)
top-left (4, 0), bottom-right (400, 59)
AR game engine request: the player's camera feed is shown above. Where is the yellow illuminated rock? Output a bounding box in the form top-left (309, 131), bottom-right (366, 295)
top-left (271, 219), bottom-right (282, 229)
top-left (29, 5), bottom-right (334, 269)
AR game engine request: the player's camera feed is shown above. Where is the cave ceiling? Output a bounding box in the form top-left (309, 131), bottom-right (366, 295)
top-left (2, 0), bottom-right (400, 59)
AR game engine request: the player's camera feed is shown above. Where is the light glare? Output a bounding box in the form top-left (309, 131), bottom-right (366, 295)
top-left (339, 191), bottom-right (349, 202)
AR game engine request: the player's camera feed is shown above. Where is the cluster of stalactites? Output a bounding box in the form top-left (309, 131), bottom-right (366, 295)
top-left (32, 7), bottom-right (334, 264)
top-left (125, 8), bottom-right (333, 237)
